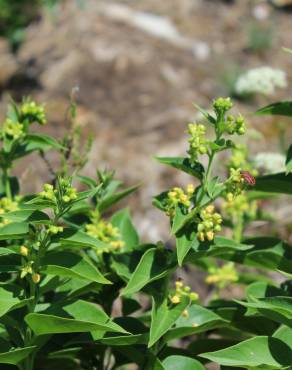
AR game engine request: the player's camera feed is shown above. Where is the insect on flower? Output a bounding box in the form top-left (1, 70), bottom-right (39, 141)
top-left (240, 171), bottom-right (256, 185)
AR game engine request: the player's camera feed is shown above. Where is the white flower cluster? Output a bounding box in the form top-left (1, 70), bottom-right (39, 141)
top-left (235, 67), bottom-right (287, 96)
top-left (254, 152), bottom-right (286, 174)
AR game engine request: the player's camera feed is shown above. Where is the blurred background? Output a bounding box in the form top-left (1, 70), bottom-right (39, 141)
top-left (0, 0), bottom-right (292, 244)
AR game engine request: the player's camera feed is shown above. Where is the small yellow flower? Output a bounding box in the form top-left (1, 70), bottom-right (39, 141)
top-left (32, 273), bottom-right (41, 284)
top-left (20, 246), bottom-right (29, 257)
top-left (170, 295), bottom-right (180, 304)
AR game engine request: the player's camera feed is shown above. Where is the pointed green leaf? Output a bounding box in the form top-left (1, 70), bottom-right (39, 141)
top-left (0, 346), bottom-right (36, 365)
top-left (200, 336), bottom-right (292, 368)
top-left (121, 248), bottom-right (174, 296)
top-left (164, 304), bottom-right (227, 342)
top-left (149, 296), bottom-right (190, 347)
top-left (256, 101), bottom-right (292, 117)
top-left (41, 251), bottom-right (111, 284)
top-left (99, 185), bottom-right (138, 212)
top-left (254, 172), bottom-right (292, 195)
top-left (0, 222), bottom-right (29, 240)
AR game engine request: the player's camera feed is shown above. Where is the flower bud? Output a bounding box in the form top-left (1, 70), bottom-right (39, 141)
top-left (170, 295), bottom-right (180, 304)
top-left (20, 246), bottom-right (29, 257)
top-left (32, 273), bottom-right (41, 284)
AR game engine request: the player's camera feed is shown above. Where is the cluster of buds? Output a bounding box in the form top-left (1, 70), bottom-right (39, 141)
top-left (213, 97), bottom-right (233, 116)
top-left (59, 178), bottom-right (77, 203)
top-left (47, 225), bottom-right (64, 235)
top-left (226, 115), bottom-right (246, 135)
top-left (197, 205), bottom-right (222, 242)
top-left (170, 280), bottom-right (199, 305)
top-left (187, 123), bottom-right (209, 162)
top-left (166, 184), bottom-right (195, 216)
top-left (223, 192), bottom-right (257, 220)
top-left (39, 180), bottom-right (77, 204)
top-left (86, 219), bottom-right (124, 254)
top-left (20, 262), bottom-right (41, 284)
top-left (228, 145), bottom-right (258, 176)
top-left (1, 118), bottom-right (24, 140)
top-left (205, 262), bottom-right (238, 289)
top-left (225, 168), bottom-right (245, 199)
top-left (0, 197), bottom-right (19, 227)
top-left (39, 183), bottom-right (56, 202)
top-left (20, 100), bottom-right (46, 125)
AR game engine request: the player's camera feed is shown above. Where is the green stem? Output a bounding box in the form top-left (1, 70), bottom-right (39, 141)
top-left (233, 214), bottom-right (243, 243)
top-left (3, 168), bottom-right (12, 199)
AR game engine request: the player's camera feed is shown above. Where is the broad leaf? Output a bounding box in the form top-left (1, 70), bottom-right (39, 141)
top-left (164, 304), bottom-right (227, 342)
top-left (0, 346), bottom-right (36, 366)
top-left (0, 222), bottom-right (29, 240)
top-left (149, 296), bottom-right (190, 347)
top-left (121, 248), bottom-right (174, 296)
top-left (41, 251), bottom-right (111, 284)
top-left (286, 144), bottom-right (292, 174)
top-left (25, 300), bottom-right (127, 336)
top-left (200, 336), bottom-right (292, 368)
top-left (254, 172), bottom-right (292, 195)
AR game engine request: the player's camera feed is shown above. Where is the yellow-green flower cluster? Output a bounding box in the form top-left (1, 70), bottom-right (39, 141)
top-left (187, 123), bottom-right (209, 162)
top-left (39, 183), bottom-right (56, 201)
top-left (226, 115), bottom-right (246, 135)
top-left (1, 118), bottom-right (24, 140)
top-left (213, 97), bottom-right (233, 115)
top-left (20, 261), bottom-right (41, 284)
top-left (225, 168), bottom-right (245, 199)
top-left (86, 219), bottom-right (125, 255)
top-left (20, 100), bottom-right (46, 125)
top-left (197, 205), bottom-right (222, 242)
top-left (47, 225), bottom-right (64, 235)
top-left (205, 262), bottom-right (238, 288)
top-left (228, 145), bottom-right (258, 176)
top-left (39, 181), bottom-right (77, 204)
top-left (0, 197), bottom-right (18, 227)
top-left (166, 184), bottom-right (195, 216)
top-left (223, 192), bottom-right (257, 220)
top-left (170, 280), bottom-right (199, 304)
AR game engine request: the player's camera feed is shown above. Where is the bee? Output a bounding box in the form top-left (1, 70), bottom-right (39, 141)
top-left (240, 171), bottom-right (256, 186)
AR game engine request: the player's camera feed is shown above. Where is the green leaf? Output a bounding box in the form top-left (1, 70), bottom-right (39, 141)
top-left (25, 133), bottom-right (64, 151)
top-left (149, 295), bottom-right (190, 347)
top-left (163, 355), bottom-right (205, 370)
top-left (254, 172), bottom-right (292, 195)
top-left (243, 238), bottom-right (292, 274)
top-left (176, 227), bottom-right (199, 266)
top-left (200, 336), bottom-right (292, 368)
top-left (286, 144), bottom-right (292, 174)
top-left (236, 297), bottom-right (292, 327)
top-left (121, 248), bottom-right (174, 296)
top-left (25, 301), bottom-right (127, 336)
top-left (3, 210), bottom-right (50, 224)
top-left (111, 208), bottom-right (139, 249)
top-left (98, 185), bottom-right (138, 212)
top-left (41, 251), bottom-right (111, 284)
top-left (0, 346), bottom-right (36, 366)
top-left (154, 157), bottom-right (204, 180)
top-left (57, 228), bottom-right (109, 249)
top-left (0, 287), bottom-right (31, 318)
top-left (164, 304), bottom-right (227, 342)
top-left (246, 281), bottom-right (287, 300)
top-left (256, 101), bottom-right (292, 117)
top-left (0, 222), bottom-right (29, 240)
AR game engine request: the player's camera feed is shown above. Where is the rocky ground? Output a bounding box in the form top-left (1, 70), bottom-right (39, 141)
top-left (0, 0), bottom-right (291, 245)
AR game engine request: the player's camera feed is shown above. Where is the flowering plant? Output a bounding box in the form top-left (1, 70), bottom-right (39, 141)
top-left (0, 95), bottom-right (291, 370)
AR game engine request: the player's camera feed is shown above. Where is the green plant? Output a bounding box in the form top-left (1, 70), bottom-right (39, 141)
top-left (0, 94), bottom-right (291, 370)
